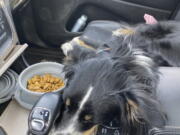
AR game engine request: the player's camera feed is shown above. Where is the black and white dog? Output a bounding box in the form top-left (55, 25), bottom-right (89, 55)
top-left (52, 21), bottom-right (180, 135)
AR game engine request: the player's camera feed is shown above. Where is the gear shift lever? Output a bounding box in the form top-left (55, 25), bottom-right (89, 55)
top-left (28, 92), bottom-right (63, 135)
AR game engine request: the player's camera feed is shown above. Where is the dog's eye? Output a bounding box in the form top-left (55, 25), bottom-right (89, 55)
top-left (65, 98), bottom-right (71, 106)
top-left (84, 115), bottom-right (93, 121)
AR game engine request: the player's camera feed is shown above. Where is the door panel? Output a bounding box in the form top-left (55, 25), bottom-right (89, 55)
top-left (85, 0), bottom-right (171, 23)
top-left (13, 0), bottom-right (180, 47)
top-left (120, 0), bottom-right (179, 11)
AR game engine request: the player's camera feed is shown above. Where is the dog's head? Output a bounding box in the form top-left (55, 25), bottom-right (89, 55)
top-left (54, 51), bottom-right (165, 135)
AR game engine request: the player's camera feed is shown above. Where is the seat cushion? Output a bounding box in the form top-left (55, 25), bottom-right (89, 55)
top-left (80, 20), bottom-right (125, 48)
top-left (158, 67), bottom-right (180, 126)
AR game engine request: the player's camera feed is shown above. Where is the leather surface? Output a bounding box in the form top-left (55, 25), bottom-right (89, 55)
top-left (158, 67), bottom-right (180, 126)
top-left (80, 21), bottom-right (123, 48)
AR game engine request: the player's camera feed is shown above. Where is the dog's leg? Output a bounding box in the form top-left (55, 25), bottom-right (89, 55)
top-left (61, 37), bottom-right (97, 64)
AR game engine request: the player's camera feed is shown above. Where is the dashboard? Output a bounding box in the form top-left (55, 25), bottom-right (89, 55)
top-left (0, 0), bottom-right (17, 60)
top-left (0, 4), bottom-right (12, 52)
top-left (0, 0), bottom-right (27, 76)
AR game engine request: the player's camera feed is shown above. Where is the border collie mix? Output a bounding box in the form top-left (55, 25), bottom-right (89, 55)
top-left (52, 21), bottom-right (180, 135)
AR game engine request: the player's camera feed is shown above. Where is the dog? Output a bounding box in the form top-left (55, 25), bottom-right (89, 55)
top-left (51, 21), bottom-right (180, 135)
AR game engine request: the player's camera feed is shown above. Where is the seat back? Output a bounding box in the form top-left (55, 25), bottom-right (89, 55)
top-left (158, 67), bottom-right (180, 126)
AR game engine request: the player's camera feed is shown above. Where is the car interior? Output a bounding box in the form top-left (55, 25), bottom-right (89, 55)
top-left (0, 0), bottom-right (180, 135)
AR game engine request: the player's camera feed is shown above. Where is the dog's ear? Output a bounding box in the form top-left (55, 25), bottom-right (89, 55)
top-left (123, 91), bottom-right (166, 128)
top-left (136, 22), bottom-right (172, 39)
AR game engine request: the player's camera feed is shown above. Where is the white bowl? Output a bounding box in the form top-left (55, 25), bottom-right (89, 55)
top-left (16, 62), bottom-right (66, 109)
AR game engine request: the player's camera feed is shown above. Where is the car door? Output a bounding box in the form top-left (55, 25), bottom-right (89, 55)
top-left (13, 0), bottom-right (180, 47)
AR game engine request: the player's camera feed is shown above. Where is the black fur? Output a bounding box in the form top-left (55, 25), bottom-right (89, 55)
top-left (53, 21), bottom-right (180, 135)
top-left (134, 21), bottom-right (180, 66)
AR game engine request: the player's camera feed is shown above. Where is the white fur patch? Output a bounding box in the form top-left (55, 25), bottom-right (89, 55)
top-left (72, 37), bottom-right (81, 43)
top-left (61, 42), bottom-right (74, 56)
top-left (133, 55), bottom-right (153, 68)
top-left (112, 29), bottom-right (123, 36)
top-left (53, 86), bottom-right (94, 135)
top-left (132, 50), bottom-right (154, 75)
top-left (79, 86), bottom-right (94, 109)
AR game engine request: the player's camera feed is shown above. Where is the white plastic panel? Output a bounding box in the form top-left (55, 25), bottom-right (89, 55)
top-left (0, 0), bottom-right (28, 77)
top-left (0, 44), bottom-right (28, 76)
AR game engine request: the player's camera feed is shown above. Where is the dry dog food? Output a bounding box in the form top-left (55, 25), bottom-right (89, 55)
top-left (27, 74), bottom-right (64, 92)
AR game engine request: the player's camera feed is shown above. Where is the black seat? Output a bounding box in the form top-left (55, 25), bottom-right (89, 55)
top-left (149, 67), bottom-right (180, 135)
top-left (80, 20), bottom-right (125, 48)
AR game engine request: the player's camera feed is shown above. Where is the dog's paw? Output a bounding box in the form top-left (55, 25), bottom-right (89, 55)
top-left (61, 42), bottom-right (73, 56)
